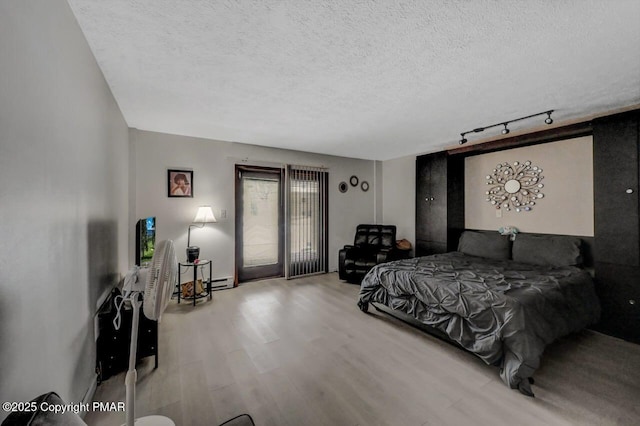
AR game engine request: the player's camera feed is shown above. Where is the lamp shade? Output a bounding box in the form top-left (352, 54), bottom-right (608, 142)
top-left (193, 206), bottom-right (217, 223)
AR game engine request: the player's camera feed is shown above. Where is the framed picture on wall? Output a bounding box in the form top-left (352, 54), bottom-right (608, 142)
top-left (168, 169), bottom-right (193, 197)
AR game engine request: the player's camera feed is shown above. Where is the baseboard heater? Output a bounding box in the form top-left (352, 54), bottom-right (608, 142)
top-left (209, 276), bottom-right (234, 290)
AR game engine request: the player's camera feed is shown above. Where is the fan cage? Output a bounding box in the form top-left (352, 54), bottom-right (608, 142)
top-left (144, 239), bottom-right (177, 321)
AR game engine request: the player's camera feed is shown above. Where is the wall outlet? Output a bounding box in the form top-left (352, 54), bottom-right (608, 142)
top-left (214, 208), bottom-right (227, 220)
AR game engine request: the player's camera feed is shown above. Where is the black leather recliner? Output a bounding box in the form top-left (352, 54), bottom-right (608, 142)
top-left (339, 224), bottom-right (400, 283)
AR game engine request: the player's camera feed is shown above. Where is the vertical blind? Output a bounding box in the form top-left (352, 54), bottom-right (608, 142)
top-left (285, 165), bottom-right (329, 279)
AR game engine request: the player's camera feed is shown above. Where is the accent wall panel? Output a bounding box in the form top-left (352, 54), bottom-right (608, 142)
top-left (464, 136), bottom-right (594, 237)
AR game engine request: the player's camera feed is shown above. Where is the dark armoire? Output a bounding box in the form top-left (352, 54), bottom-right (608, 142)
top-left (593, 111), bottom-right (640, 343)
top-left (415, 152), bottom-right (465, 257)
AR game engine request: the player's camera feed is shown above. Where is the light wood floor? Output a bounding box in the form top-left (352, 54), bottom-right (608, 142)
top-left (87, 273), bottom-right (640, 426)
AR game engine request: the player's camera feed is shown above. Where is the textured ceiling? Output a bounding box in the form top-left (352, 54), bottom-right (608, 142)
top-left (67, 0), bottom-right (640, 160)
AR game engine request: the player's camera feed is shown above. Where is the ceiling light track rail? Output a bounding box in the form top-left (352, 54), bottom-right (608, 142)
top-left (459, 110), bottom-right (554, 144)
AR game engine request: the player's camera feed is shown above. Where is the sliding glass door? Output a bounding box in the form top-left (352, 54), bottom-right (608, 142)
top-left (235, 164), bottom-right (328, 283)
top-left (235, 166), bottom-right (284, 282)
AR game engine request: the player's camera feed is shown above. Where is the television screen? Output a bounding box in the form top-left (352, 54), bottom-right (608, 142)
top-left (136, 217), bottom-right (156, 266)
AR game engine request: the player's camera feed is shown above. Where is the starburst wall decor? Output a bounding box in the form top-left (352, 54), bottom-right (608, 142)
top-left (485, 161), bottom-right (545, 212)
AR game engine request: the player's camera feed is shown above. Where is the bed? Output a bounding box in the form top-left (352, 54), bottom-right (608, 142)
top-left (357, 231), bottom-right (601, 396)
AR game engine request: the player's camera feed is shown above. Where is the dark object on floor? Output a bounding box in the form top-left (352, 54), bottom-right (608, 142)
top-left (339, 224), bottom-right (407, 283)
top-left (96, 287), bottom-right (158, 383)
top-left (1, 392), bottom-right (86, 425)
top-left (219, 414), bottom-right (255, 426)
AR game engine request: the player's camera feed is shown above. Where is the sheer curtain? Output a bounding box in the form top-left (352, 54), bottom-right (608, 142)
top-left (285, 165), bottom-right (329, 278)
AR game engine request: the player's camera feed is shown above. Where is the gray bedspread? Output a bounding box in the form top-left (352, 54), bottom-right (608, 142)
top-left (358, 252), bottom-right (601, 395)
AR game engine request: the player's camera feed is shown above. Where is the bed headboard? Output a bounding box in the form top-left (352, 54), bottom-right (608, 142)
top-left (460, 229), bottom-right (594, 268)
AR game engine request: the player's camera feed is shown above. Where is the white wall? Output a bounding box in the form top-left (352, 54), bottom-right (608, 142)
top-left (131, 129), bottom-right (376, 277)
top-left (382, 155), bottom-right (416, 242)
top-left (465, 136), bottom-right (594, 236)
top-left (0, 1), bottom-right (129, 417)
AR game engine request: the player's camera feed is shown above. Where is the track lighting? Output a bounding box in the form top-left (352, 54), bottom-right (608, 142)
top-left (458, 110), bottom-right (554, 145)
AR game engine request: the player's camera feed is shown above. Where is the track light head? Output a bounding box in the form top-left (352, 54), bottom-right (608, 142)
top-left (501, 123), bottom-right (510, 135)
top-left (459, 134), bottom-right (467, 145)
top-left (544, 111), bottom-right (553, 125)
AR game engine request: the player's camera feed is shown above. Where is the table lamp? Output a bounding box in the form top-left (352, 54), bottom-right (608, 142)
top-left (187, 205), bottom-right (216, 262)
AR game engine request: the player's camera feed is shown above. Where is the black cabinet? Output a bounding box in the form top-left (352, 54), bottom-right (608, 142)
top-left (594, 263), bottom-right (640, 342)
top-left (415, 152), bottom-right (464, 257)
top-left (593, 115), bottom-right (640, 266)
top-left (593, 111), bottom-right (640, 343)
top-left (96, 288), bottom-right (158, 383)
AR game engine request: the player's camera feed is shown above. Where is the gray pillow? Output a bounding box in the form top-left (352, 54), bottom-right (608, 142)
top-left (512, 234), bottom-right (583, 267)
top-left (457, 231), bottom-right (511, 260)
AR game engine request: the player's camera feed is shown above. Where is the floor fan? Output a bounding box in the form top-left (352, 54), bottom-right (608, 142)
top-left (117, 239), bottom-right (177, 426)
